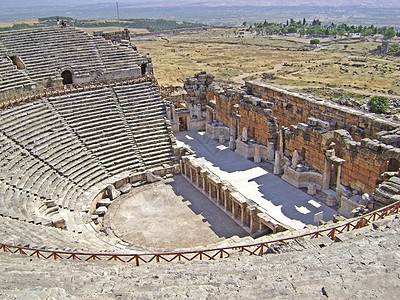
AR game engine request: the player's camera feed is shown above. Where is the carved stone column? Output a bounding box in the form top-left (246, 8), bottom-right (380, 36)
top-left (322, 158), bottom-right (331, 190)
top-left (254, 144), bottom-right (261, 163)
top-left (273, 151), bottom-right (282, 175)
top-left (268, 142), bottom-right (275, 161)
top-left (240, 205), bottom-right (246, 225)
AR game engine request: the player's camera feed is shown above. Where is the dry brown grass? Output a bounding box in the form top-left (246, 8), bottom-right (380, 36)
top-left (133, 28), bottom-right (400, 102)
top-left (0, 19), bottom-right (38, 28)
top-left (81, 27), bottom-right (150, 35)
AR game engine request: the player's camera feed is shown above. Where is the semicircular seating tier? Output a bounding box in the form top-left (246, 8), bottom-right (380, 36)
top-left (0, 82), bottom-right (176, 230)
top-left (0, 54), bottom-right (35, 97)
top-left (0, 26), bottom-right (148, 96)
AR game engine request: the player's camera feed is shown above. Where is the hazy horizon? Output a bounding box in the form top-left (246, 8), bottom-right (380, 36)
top-left (1, 1), bottom-right (399, 27)
top-left (2, 0), bottom-right (400, 8)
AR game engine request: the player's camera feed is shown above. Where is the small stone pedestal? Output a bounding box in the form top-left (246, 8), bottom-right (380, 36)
top-left (307, 183), bottom-right (317, 195)
top-left (326, 194), bottom-right (338, 206)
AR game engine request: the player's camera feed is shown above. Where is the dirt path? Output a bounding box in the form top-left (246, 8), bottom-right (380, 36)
top-left (233, 63), bottom-right (284, 85)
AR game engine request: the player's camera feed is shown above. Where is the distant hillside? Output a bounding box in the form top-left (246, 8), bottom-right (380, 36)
top-left (1, 2), bottom-right (399, 27)
top-left (0, 17), bottom-right (206, 33)
top-left (3, 1), bottom-right (400, 8)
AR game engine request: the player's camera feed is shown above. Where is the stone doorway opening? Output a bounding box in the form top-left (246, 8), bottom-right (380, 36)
top-left (61, 70), bottom-right (73, 85)
top-left (179, 115), bottom-right (188, 131)
top-left (323, 139), bottom-right (345, 192)
top-left (140, 63), bottom-right (147, 75)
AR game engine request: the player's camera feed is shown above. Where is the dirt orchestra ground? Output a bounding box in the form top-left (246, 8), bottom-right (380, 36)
top-left (105, 175), bottom-right (249, 251)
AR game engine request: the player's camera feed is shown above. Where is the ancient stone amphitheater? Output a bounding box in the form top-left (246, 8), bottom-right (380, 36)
top-left (1, 26), bottom-right (400, 299)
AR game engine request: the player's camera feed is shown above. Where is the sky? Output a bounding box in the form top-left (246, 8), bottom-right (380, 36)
top-left (1, 0), bottom-right (399, 26)
top-left (1, 1), bottom-right (399, 8)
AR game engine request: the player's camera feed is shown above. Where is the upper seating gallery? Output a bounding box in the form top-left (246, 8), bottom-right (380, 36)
top-left (0, 26), bottom-right (150, 96)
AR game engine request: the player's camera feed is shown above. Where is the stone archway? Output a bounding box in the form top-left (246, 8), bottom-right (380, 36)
top-left (61, 69), bottom-right (73, 85)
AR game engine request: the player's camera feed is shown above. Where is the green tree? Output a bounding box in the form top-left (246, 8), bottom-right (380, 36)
top-left (368, 96), bottom-right (390, 113)
top-left (390, 44), bottom-right (400, 56)
top-left (310, 38), bottom-right (320, 45)
top-left (287, 26), bottom-right (297, 34)
top-left (384, 27), bottom-right (396, 40)
top-left (312, 19), bottom-right (321, 26)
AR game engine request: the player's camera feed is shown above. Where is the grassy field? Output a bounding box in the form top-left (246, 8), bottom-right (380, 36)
top-left (132, 28), bottom-right (400, 104)
top-left (0, 19), bottom-right (38, 27)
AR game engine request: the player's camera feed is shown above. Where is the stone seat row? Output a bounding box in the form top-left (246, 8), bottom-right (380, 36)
top-left (0, 181), bottom-right (49, 224)
top-left (126, 99), bottom-right (164, 112)
top-left (0, 27), bottom-right (143, 85)
top-left (117, 91), bottom-right (162, 104)
top-left (0, 59), bottom-right (33, 90)
top-left (0, 102), bottom-right (49, 130)
top-left (0, 102), bottom-right (109, 191)
top-left (0, 132), bottom-right (106, 213)
top-left (0, 214), bottom-right (116, 252)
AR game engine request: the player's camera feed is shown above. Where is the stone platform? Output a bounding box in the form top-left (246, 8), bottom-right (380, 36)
top-left (175, 131), bottom-right (337, 229)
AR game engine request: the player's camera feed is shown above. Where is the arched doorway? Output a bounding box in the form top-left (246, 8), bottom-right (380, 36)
top-left (140, 63), bottom-right (147, 75)
top-left (61, 70), bottom-right (73, 85)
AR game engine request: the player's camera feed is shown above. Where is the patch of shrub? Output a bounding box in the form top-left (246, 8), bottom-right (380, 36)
top-left (368, 96), bottom-right (390, 113)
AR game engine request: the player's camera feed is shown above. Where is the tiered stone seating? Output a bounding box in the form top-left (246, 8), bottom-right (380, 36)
top-left (0, 27), bottom-right (145, 85)
top-left (93, 36), bottom-right (146, 74)
top-left (48, 87), bottom-right (142, 175)
top-left (0, 215), bottom-right (117, 252)
top-left (0, 82), bottom-right (176, 231)
top-left (0, 27), bottom-right (104, 83)
top-left (0, 214), bottom-right (399, 299)
top-left (0, 55), bottom-right (35, 97)
top-left (373, 173), bottom-right (400, 205)
top-left (113, 83), bottom-right (174, 168)
top-left (0, 100), bottom-right (109, 211)
top-left (0, 27), bottom-right (177, 256)
top-left (0, 171), bottom-right (49, 224)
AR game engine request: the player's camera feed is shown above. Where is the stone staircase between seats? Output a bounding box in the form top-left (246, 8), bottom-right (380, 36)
top-left (113, 82), bottom-right (175, 169)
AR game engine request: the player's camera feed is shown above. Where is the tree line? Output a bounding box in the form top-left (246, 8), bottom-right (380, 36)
top-left (0, 17), bottom-right (206, 33)
top-left (246, 18), bottom-right (399, 40)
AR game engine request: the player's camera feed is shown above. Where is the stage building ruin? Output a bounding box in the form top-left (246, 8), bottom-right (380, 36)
top-left (165, 72), bottom-right (400, 219)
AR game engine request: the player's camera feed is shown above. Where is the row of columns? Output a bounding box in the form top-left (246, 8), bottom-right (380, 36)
top-left (181, 157), bottom-right (264, 234)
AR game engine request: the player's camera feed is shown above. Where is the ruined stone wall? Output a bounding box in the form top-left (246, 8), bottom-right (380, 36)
top-left (179, 74), bottom-right (400, 200)
top-left (239, 99), bottom-right (278, 145)
top-left (209, 88), bottom-right (277, 145)
top-left (246, 81), bottom-right (398, 142)
top-left (212, 90), bottom-right (238, 131)
top-left (283, 125), bottom-right (326, 172)
top-left (284, 123), bottom-right (399, 195)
